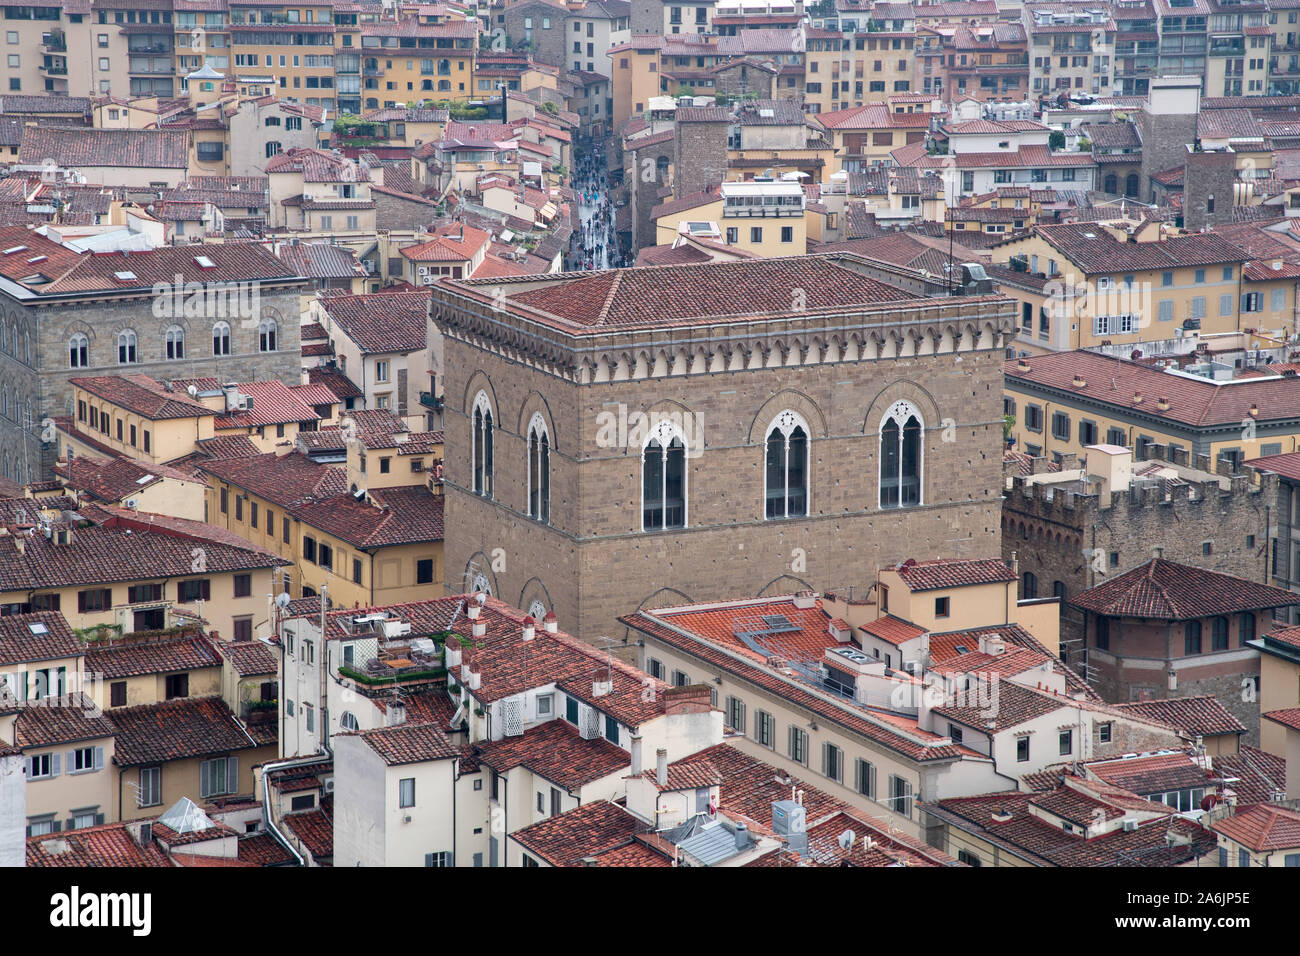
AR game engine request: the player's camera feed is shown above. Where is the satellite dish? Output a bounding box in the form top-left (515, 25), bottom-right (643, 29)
top-left (837, 829), bottom-right (856, 850)
top-left (274, 592), bottom-right (292, 608)
top-left (187, 385), bottom-right (198, 397)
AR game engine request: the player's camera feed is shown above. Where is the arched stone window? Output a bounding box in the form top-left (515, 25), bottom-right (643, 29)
top-left (258, 318), bottom-right (277, 352)
top-left (213, 321), bottom-right (231, 355)
top-left (69, 333), bottom-right (88, 368)
top-left (165, 325), bottom-right (185, 360)
top-left (642, 419), bottom-right (687, 531)
top-left (526, 412), bottom-right (549, 523)
top-left (472, 391), bottom-right (494, 497)
top-left (765, 410), bottom-right (808, 519)
top-left (879, 400), bottom-right (922, 509)
top-left (117, 329), bottom-right (137, 364)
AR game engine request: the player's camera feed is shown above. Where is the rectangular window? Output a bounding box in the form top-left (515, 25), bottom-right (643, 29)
top-left (1016, 735), bottom-right (1030, 762)
top-left (822, 742), bottom-right (843, 783)
top-left (854, 758), bottom-right (875, 798)
top-left (400, 778), bottom-right (415, 808)
top-left (233, 574), bottom-right (252, 598)
top-left (1051, 412), bottom-right (1070, 441)
top-left (139, 766), bottom-right (161, 807)
top-left (934, 596), bottom-right (949, 617)
top-left (1024, 404), bottom-right (1043, 432)
top-left (1059, 729), bottom-right (1072, 755)
top-left (888, 775), bottom-right (913, 818)
top-left (177, 579), bottom-right (210, 602)
top-left (755, 710), bottom-right (775, 748)
top-left (199, 756), bottom-right (237, 798)
top-left (1099, 722), bottom-right (1112, 743)
top-left (726, 696), bottom-right (746, 734)
top-left (110, 681), bottom-right (126, 707)
top-left (788, 726), bottom-right (808, 765)
top-left (78, 589), bottom-right (112, 613)
top-left (165, 673), bottom-right (189, 700)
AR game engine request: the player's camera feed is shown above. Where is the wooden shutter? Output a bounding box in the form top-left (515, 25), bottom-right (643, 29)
top-left (50, 753), bottom-right (60, 777)
top-left (226, 756), bottom-right (238, 794)
top-left (201, 579), bottom-right (211, 601)
top-left (93, 747), bottom-right (104, 770)
top-left (199, 760), bottom-right (212, 799)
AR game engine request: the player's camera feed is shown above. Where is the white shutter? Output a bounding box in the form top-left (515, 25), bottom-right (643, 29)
top-left (199, 760), bottom-right (211, 799)
top-left (93, 747), bottom-right (104, 771)
top-left (227, 756), bottom-right (238, 794)
top-left (50, 753), bottom-right (60, 777)
top-left (503, 697), bottom-right (524, 737)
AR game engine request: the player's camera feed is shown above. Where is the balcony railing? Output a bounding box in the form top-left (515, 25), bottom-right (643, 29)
top-left (419, 391), bottom-right (443, 410)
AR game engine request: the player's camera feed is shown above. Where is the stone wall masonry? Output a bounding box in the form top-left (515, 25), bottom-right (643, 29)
top-left (0, 285), bottom-right (303, 481)
top-left (443, 333), bottom-right (1011, 645)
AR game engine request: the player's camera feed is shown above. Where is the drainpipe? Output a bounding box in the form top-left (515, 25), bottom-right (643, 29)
top-left (319, 584), bottom-right (330, 756)
top-left (257, 755), bottom-right (320, 867)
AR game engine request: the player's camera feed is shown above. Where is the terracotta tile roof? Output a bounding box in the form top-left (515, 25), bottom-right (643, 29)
top-left (284, 801), bottom-right (333, 861)
top-left (1069, 558), bottom-right (1299, 619)
top-left (511, 799), bottom-right (650, 866)
top-left (190, 435), bottom-right (262, 461)
top-left (69, 374), bottom-right (213, 421)
top-left (857, 614), bottom-right (926, 647)
top-left (1115, 696), bottom-right (1247, 738)
top-left (674, 744), bottom-right (957, 866)
top-left (893, 557), bottom-right (1017, 591)
top-left (400, 225), bottom-right (491, 263)
top-left (109, 696), bottom-right (258, 766)
top-left (933, 679), bottom-right (1065, 732)
top-left (20, 127), bottom-right (189, 169)
top-left (216, 640), bottom-right (278, 677)
top-left (86, 635), bottom-right (219, 680)
top-left (214, 380), bottom-right (321, 430)
top-left (355, 720), bottom-right (459, 766)
top-left (299, 485), bottom-right (444, 548)
top-left (15, 694), bottom-right (115, 748)
top-left (0, 518), bottom-right (286, 592)
top-left (54, 455), bottom-right (200, 503)
top-left (1263, 708), bottom-right (1300, 732)
top-left (0, 611), bottom-right (82, 666)
top-left (457, 255), bottom-right (919, 333)
top-left (320, 289), bottom-right (430, 353)
top-left (1086, 752), bottom-right (1214, 795)
top-left (1213, 746), bottom-right (1287, 805)
top-left (586, 840), bottom-right (672, 866)
top-left (623, 605), bottom-right (967, 762)
top-left (0, 94), bottom-right (90, 114)
top-left (306, 366), bottom-right (364, 400)
top-left (195, 451), bottom-right (348, 511)
top-left (474, 720), bottom-right (630, 791)
top-left (275, 242), bottom-right (365, 279)
top-left (1212, 804), bottom-right (1300, 852)
top-left (931, 786), bottom-right (1216, 866)
top-left (1032, 223), bottom-right (1248, 274)
top-left (640, 759), bottom-right (721, 792)
top-left (27, 822), bottom-right (170, 867)
top-left (1010, 350), bottom-right (1300, 428)
top-left (265, 147), bottom-right (370, 183)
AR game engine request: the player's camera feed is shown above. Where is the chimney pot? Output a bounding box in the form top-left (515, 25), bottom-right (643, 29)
top-left (543, 611), bottom-right (558, 633)
top-left (521, 615), bottom-right (535, 642)
top-left (630, 736), bottom-right (643, 776)
top-left (655, 748), bottom-right (668, 787)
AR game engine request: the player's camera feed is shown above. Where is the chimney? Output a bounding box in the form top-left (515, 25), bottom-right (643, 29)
top-left (386, 700), bottom-right (406, 726)
top-left (1072, 374), bottom-right (1086, 388)
top-left (663, 684), bottom-right (712, 714)
top-left (734, 821), bottom-right (749, 849)
top-left (591, 679), bottom-right (612, 698)
top-left (655, 748), bottom-right (668, 787)
top-left (466, 595), bottom-right (483, 620)
top-left (13, 535), bottom-right (23, 556)
top-left (472, 619), bottom-right (486, 638)
top-left (521, 616), bottom-right (535, 642)
top-left (1133, 390), bottom-right (1144, 405)
top-left (791, 589), bottom-right (817, 610)
top-left (630, 736), bottom-right (643, 776)
top-left (1157, 396), bottom-right (1170, 411)
top-left (543, 611), bottom-right (558, 633)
